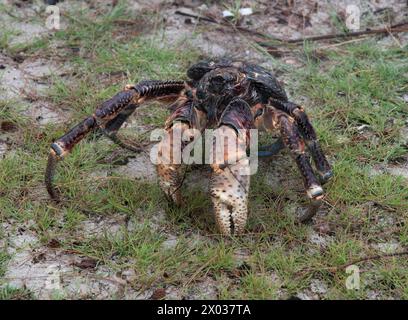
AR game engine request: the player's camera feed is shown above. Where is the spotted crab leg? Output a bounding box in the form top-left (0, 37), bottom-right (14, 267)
top-left (45, 80), bottom-right (186, 202)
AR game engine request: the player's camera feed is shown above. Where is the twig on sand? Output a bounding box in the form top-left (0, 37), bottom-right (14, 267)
top-left (174, 10), bottom-right (281, 42)
top-left (174, 10), bottom-right (408, 47)
top-left (297, 250), bottom-right (408, 275)
top-left (316, 37), bottom-right (370, 50)
top-left (286, 22), bottom-right (408, 43)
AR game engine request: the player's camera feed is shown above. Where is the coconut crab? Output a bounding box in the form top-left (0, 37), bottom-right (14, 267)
top-left (45, 59), bottom-right (332, 235)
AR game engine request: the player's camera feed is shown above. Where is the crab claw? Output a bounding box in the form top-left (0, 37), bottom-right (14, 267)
top-left (210, 159), bottom-right (250, 235)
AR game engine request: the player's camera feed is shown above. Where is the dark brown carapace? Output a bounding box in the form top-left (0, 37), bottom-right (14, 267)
top-left (45, 59), bottom-right (333, 235)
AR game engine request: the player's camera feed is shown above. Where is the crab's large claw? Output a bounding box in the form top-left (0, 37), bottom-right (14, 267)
top-left (209, 98), bottom-right (254, 235)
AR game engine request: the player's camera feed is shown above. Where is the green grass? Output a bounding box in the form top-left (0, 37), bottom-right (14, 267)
top-left (0, 286), bottom-right (33, 300)
top-left (0, 251), bottom-right (10, 278)
top-left (0, 1), bottom-right (407, 300)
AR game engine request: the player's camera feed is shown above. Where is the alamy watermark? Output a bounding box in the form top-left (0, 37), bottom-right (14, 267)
top-left (45, 5), bottom-right (60, 30)
top-left (345, 4), bottom-right (360, 31)
top-left (149, 127), bottom-right (259, 175)
top-left (345, 265), bottom-right (360, 290)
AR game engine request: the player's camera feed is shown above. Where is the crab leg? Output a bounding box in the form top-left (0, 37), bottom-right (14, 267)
top-left (252, 104), bottom-right (325, 222)
top-left (100, 103), bottom-right (143, 152)
top-left (278, 113), bottom-right (323, 199)
top-left (257, 138), bottom-right (284, 158)
top-left (269, 98), bottom-right (332, 183)
top-left (45, 80), bottom-right (186, 202)
top-left (277, 113), bottom-right (324, 222)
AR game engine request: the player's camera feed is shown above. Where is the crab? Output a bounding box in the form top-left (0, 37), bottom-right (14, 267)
top-left (45, 59), bottom-right (333, 235)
